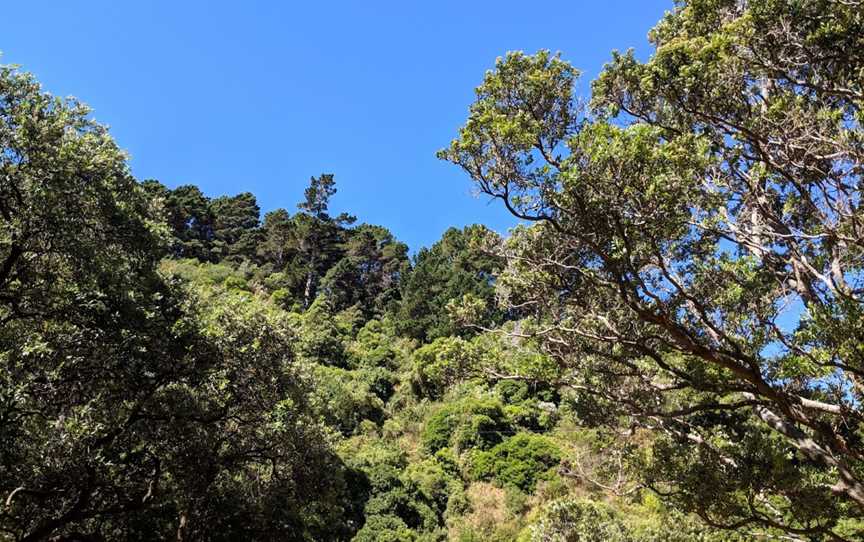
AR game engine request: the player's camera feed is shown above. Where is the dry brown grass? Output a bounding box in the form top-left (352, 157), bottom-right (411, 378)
top-left (448, 482), bottom-right (518, 541)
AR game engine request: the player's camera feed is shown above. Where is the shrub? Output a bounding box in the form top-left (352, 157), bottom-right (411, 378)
top-left (262, 271), bottom-right (290, 292)
top-left (411, 337), bottom-right (480, 399)
top-left (523, 498), bottom-right (752, 542)
top-left (350, 318), bottom-right (402, 369)
top-left (402, 459), bottom-right (453, 512)
top-left (353, 515), bottom-right (417, 542)
top-left (450, 483), bottom-right (522, 542)
top-left (420, 397), bottom-right (511, 454)
top-left (470, 434), bottom-right (561, 492)
top-left (495, 380), bottom-right (531, 404)
top-left (270, 287), bottom-right (294, 309)
top-left (296, 297), bottom-right (349, 365)
top-left (526, 499), bottom-right (631, 542)
top-left (421, 408), bottom-right (459, 454)
top-left (222, 275), bottom-right (249, 291)
top-left (311, 366), bottom-right (387, 434)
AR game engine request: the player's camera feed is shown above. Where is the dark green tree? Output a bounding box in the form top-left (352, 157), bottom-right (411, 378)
top-left (294, 174), bottom-right (355, 308)
top-left (320, 224), bottom-right (409, 316)
top-left (210, 191), bottom-right (260, 262)
top-left (141, 180), bottom-right (215, 260)
top-left (299, 173), bottom-right (337, 218)
top-left (169, 184), bottom-right (215, 259)
top-left (257, 207), bottom-right (294, 268)
top-left (396, 225), bottom-right (502, 341)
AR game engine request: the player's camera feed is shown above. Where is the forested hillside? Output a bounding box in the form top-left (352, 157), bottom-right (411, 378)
top-left (3, 0), bottom-right (864, 540)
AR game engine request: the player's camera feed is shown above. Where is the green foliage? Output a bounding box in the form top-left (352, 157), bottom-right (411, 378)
top-left (222, 274), bottom-right (249, 291)
top-left (340, 436), bottom-right (459, 541)
top-left (524, 498), bottom-right (753, 542)
top-left (296, 296), bottom-right (352, 366)
top-left (348, 318), bottom-right (404, 370)
top-left (210, 191), bottom-right (260, 261)
top-left (396, 226), bottom-right (503, 341)
top-left (172, 287), bottom-right (356, 540)
top-left (143, 181), bottom-right (214, 260)
top-left (311, 365), bottom-right (390, 434)
top-left (421, 397), bottom-right (513, 454)
top-left (402, 457), bottom-right (462, 521)
top-left (323, 224), bottom-right (410, 316)
top-left (470, 434), bottom-right (561, 492)
top-left (270, 286), bottom-right (295, 309)
top-left (159, 258), bottom-right (242, 285)
top-left (411, 337), bottom-right (481, 399)
top-left (525, 500), bottom-right (632, 542)
top-left (353, 515), bottom-right (417, 542)
top-left (258, 207), bottom-right (293, 267)
top-left (147, 173), bottom-right (409, 318)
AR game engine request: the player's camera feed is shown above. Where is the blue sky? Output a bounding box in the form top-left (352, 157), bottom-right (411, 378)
top-left (4, 0), bottom-right (669, 250)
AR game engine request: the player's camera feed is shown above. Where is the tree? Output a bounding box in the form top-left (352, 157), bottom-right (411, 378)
top-left (210, 191), bottom-right (260, 261)
top-left (320, 224), bottom-right (409, 316)
top-left (396, 226), bottom-right (502, 341)
top-left (294, 174), bottom-right (355, 308)
top-left (141, 181), bottom-right (216, 260)
top-left (169, 184), bottom-right (215, 260)
top-left (439, 1), bottom-right (864, 537)
top-left (299, 173), bottom-right (337, 218)
top-left (0, 63), bottom-right (178, 538)
top-left (258, 207), bottom-right (294, 268)
top-left (0, 69), bottom-right (162, 327)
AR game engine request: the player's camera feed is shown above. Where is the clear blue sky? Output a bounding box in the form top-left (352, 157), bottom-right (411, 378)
top-left (4, 0), bottom-right (669, 250)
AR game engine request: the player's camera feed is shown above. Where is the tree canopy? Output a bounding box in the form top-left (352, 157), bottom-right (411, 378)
top-left (440, 0), bottom-right (864, 538)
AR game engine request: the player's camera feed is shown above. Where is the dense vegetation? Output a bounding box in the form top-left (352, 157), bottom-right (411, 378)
top-left (2, 0), bottom-right (863, 540)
